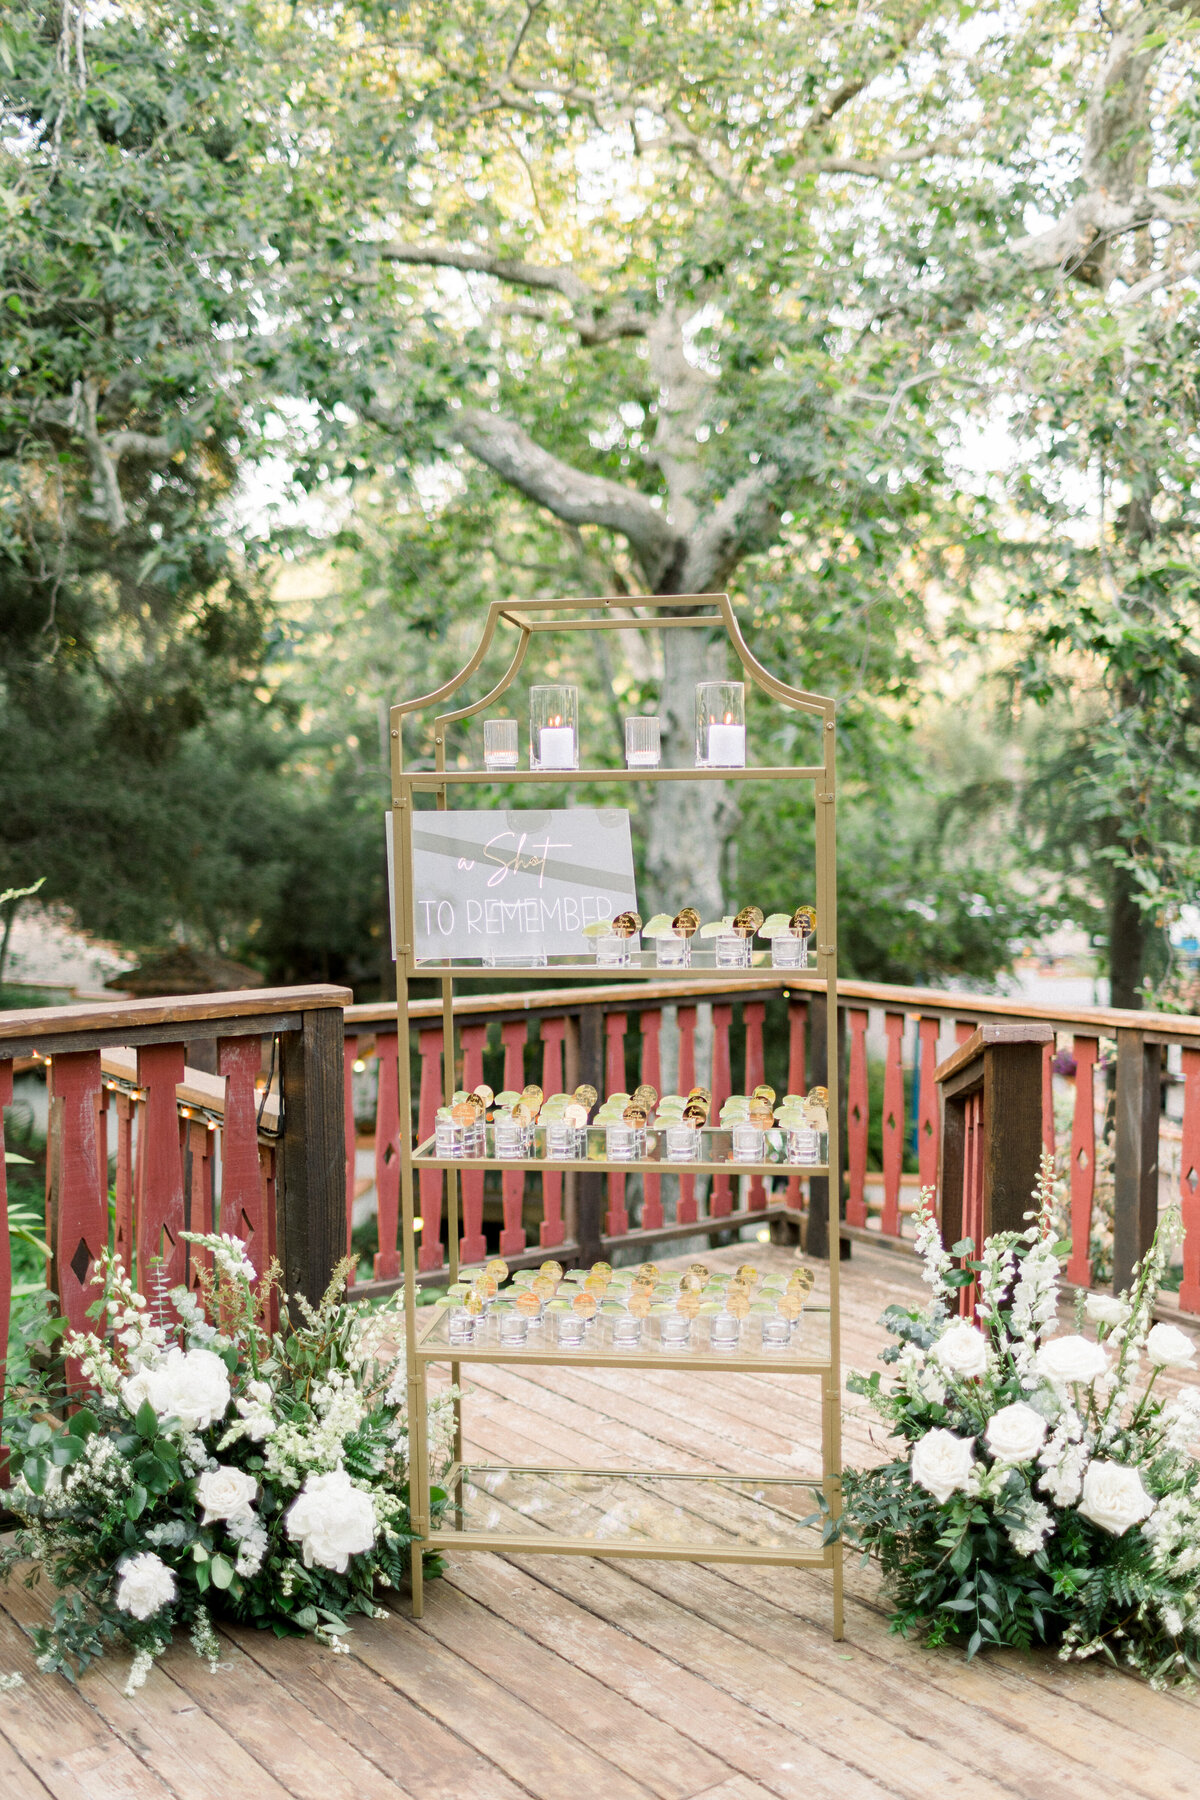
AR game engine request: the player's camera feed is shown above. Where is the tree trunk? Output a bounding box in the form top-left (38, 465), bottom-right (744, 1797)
top-left (641, 618), bottom-right (734, 919)
top-left (1108, 857), bottom-right (1145, 1010)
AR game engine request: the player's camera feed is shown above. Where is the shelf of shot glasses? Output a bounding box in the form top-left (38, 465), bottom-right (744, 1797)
top-left (419, 1254), bottom-right (826, 1368)
top-left (423, 1076), bottom-right (829, 1174)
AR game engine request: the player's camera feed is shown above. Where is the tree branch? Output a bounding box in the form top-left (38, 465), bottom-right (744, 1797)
top-left (675, 465), bottom-right (779, 592)
top-left (378, 240), bottom-right (646, 343)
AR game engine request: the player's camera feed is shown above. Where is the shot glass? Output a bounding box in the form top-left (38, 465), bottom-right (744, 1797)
top-left (786, 1126), bottom-right (822, 1166)
top-left (624, 715), bottom-right (662, 769)
top-left (655, 934), bottom-right (690, 968)
top-left (731, 1123), bottom-right (766, 1164)
top-left (714, 932), bottom-right (752, 969)
top-left (771, 934), bottom-right (804, 968)
top-left (483, 718), bottom-right (520, 772)
top-left (664, 1123), bottom-right (701, 1163)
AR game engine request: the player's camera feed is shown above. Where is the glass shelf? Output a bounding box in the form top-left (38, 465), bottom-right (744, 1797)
top-left (401, 765), bottom-right (826, 787)
top-left (413, 1123), bottom-right (827, 1176)
top-left (415, 1303), bottom-right (831, 1372)
top-left (407, 956), bottom-right (823, 980)
top-left (425, 1465), bottom-right (830, 1563)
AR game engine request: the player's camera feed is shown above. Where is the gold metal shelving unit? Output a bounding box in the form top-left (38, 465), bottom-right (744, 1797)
top-left (391, 595), bottom-right (842, 1631)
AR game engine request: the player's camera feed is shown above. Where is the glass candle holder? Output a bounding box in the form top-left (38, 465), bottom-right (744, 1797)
top-left (655, 934), bottom-right (690, 968)
top-left (761, 1315), bottom-right (794, 1350)
top-left (483, 717), bottom-right (519, 772)
top-left (611, 1314), bottom-right (643, 1351)
top-left (731, 1123), bottom-right (766, 1163)
top-left (715, 932), bottom-right (752, 969)
top-left (545, 1121), bottom-right (586, 1160)
top-left (605, 1123), bottom-right (638, 1161)
top-left (786, 1125), bottom-right (822, 1166)
top-left (771, 934), bottom-right (805, 969)
top-left (664, 1123), bottom-right (701, 1163)
top-left (447, 1308), bottom-right (476, 1345)
top-left (625, 715), bottom-right (662, 768)
top-left (498, 1313), bottom-right (529, 1347)
top-left (595, 931), bottom-right (634, 967)
top-left (660, 1313), bottom-right (691, 1350)
top-left (530, 684), bottom-right (579, 770)
top-left (709, 1312), bottom-right (741, 1350)
top-left (695, 681), bottom-right (745, 767)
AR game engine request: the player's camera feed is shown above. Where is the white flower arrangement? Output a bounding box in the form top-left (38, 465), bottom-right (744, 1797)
top-left (1, 1237), bottom-right (456, 1692)
top-left (845, 1155), bottom-right (1200, 1686)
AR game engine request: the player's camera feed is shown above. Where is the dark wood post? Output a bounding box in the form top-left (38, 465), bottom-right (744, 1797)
top-left (937, 1024), bottom-right (1054, 1247)
top-left (805, 995), bottom-right (846, 1260)
top-left (1112, 1028), bottom-right (1161, 1292)
top-left (278, 1005), bottom-right (347, 1302)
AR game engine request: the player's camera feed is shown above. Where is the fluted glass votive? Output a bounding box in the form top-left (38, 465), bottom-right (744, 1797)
top-left (786, 1126), bottom-right (822, 1166)
top-left (625, 716), bottom-right (662, 768)
top-left (731, 1123), bottom-right (766, 1163)
top-left (483, 718), bottom-right (519, 772)
top-left (695, 682), bottom-right (745, 767)
top-left (664, 1123), bottom-right (700, 1163)
top-left (715, 932), bottom-right (752, 969)
top-left (530, 685), bottom-right (579, 770)
top-left (447, 1308), bottom-right (476, 1345)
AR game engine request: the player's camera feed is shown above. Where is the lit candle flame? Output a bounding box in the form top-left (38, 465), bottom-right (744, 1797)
top-left (723, 711), bottom-right (733, 724)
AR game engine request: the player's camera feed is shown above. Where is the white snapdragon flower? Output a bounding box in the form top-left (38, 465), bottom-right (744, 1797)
top-left (1145, 1323), bottom-right (1197, 1369)
top-left (1084, 1294), bottom-right (1130, 1329)
top-left (210, 1234), bottom-right (256, 1284)
top-left (984, 1402), bottom-right (1048, 1465)
top-left (1076, 1461), bottom-right (1155, 1536)
top-left (227, 1511), bottom-right (269, 1577)
top-left (115, 1552), bottom-right (177, 1621)
top-left (1035, 1335), bottom-right (1109, 1387)
top-left (1005, 1496), bottom-right (1054, 1558)
top-left (285, 1469), bottom-right (376, 1572)
top-left (233, 1378), bottom-right (274, 1442)
top-left (1160, 1387), bottom-right (1200, 1453)
top-left (195, 1466), bottom-right (258, 1524)
top-left (931, 1321), bottom-right (989, 1380)
top-left (910, 1429), bottom-right (975, 1505)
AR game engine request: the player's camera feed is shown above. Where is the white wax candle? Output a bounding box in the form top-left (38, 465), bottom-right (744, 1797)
top-left (706, 722), bottom-right (745, 766)
top-left (539, 725), bottom-right (576, 768)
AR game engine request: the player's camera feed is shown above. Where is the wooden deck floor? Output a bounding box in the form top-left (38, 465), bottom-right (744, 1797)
top-left (2, 1238), bottom-right (1199, 1800)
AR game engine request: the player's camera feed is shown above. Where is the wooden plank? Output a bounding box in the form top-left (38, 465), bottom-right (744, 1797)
top-left (341, 1604), bottom-right (660, 1800)
top-left (226, 1620), bottom-right (530, 1800)
top-left (410, 1575), bottom-right (730, 1799)
top-left (0, 1732), bottom-right (55, 1800)
top-left (5, 1578), bottom-right (294, 1800)
top-left (0, 985), bottom-right (351, 1044)
top-left (0, 1600), bottom-right (173, 1800)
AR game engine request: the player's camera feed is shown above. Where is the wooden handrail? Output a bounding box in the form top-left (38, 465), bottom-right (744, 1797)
top-left (0, 985), bottom-right (352, 1059)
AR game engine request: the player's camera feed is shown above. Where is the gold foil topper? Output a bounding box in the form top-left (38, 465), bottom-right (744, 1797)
top-left (521, 1083), bottom-right (544, 1110)
top-left (638, 1263), bottom-right (661, 1280)
top-left (571, 1291), bottom-right (597, 1318)
top-left (752, 1084), bottom-right (776, 1106)
top-left (632, 1083), bottom-right (658, 1109)
top-left (676, 1290), bottom-right (701, 1316)
top-left (533, 1273), bottom-right (557, 1300)
top-left (672, 906), bottom-right (701, 937)
top-left (688, 1262), bottom-right (710, 1280)
top-left (748, 1104), bottom-right (773, 1129)
top-left (679, 1272), bottom-right (705, 1293)
top-left (473, 1083), bottom-right (495, 1107)
top-left (683, 1105), bottom-right (708, 1126)
top-left (733, 905), bottom-right (764, 937)
top-left (725, 1291), bottom-right (750, 1319)
top-left (735, 1263), bottom-right (759, 1284)
top-left (627, 1292), bottom-right (651, 1318)
top-left (465, 1292), bottom-right (484, 1315)
top-left (611, 910), bottom-right (642, 937)
top-left (539, 1259), bottom-right (564, 1281)
top-left (450, 1101), bottom-right (477, 1127)
top-left (573, 1083), bottom-right (598, 1110)
top-left (562, 1101), bottom-right (589, 1129)
top-left (584, 1272), bottom-right (609, 1296)
top-left (777, 1294), bottom-right (803, 1321)
top-left (792, 906), bottom-right (817, 938)
top-left (688, 1086), bottom-right (712, 1103)
top-left (515, 1289), bottom-right (542, 1316)
top-left (474, 1274), bottom-right (498, 1299)
top-left (622, 1104), bottom-right (648, 1128)
top-left (807, 1086), bottom-right (828, 1108)
top-left (789, 1265), bottom-right (816, 1292)
top-left (485, 1258), bottom-right (509, 1281)
top-left (590, 1261), bottom-right (613, 1278)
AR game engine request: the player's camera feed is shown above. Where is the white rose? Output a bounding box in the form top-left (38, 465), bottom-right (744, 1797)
top-left (115, 1552), bottom-right (177, 1621)
top-left (1145, 1323), bottom-right (1197, 1369)
top-left (1084, 1294), bottom-right (1130, 1328)
top-left (195, 1465), bottom-right (259, 1524)
top-left (984, 1402), bottom-right (1048, 1465)
top-left (285, 1469), bottom-right (376, 1572)
top-left (931, 1321), bottom-right (989, 1380)
top-left (120, 1368), bottom-right (155, 1415)
top-left (143, 1347), bottom-right (231, 1432)
top-left (1076, 1460), bottom-right (1155, 1536)
top-left (910, 1429), bottom-right (976, 1506)
top-left (1035, 1335), bottom-right (1109, 1387)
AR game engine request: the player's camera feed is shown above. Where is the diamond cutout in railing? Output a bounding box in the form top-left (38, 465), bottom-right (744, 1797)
top-left (1077, 1149), bottom-right (1090, 1170)
top-left (886, 1113), bottom-right (896, 1131)
top-left (70, 1237), bottom-right (91, 1288)
top-left (241, 1208), bottom-right (255, 1237)
top-left (1187, 1166), bottom-right (1199, 1194)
